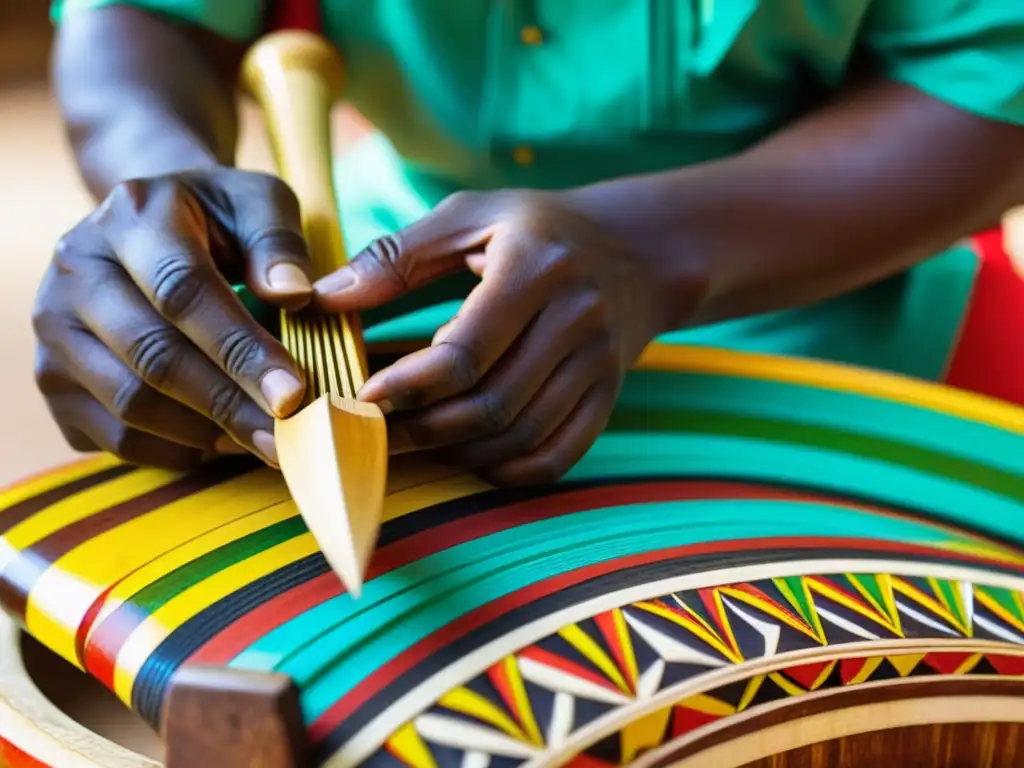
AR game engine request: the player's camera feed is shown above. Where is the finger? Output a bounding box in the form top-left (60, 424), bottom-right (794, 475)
top-left (386, 297), bottom-right (609, 452)
top-left (59, 424), bottom-right (99, 453)
top-left (52, 324), bottom-right (222, 449)
top-left (48, 390), bottom-right (203, 472)
top-left (357, 233), bottom-right (552, 410)
top-left (221, 173), bottom-right (314, 309)
top-left (70, 284), bottom-right (278, 464)
top-left (102, 182), bottom-right (306, 419)
top-left (313, 190), bottom-right (496, 312)
top-left (430, 338), bottom-right (617, 467)
top-left (480, 380), bottom-right (619, 487)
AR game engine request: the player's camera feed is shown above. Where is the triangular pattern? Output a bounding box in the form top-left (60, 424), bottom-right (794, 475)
top-left (375, 572), bottom-right (1024, 767)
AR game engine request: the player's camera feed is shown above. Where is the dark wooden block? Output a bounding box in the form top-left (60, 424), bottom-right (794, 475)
top-left (162, 665), bottom-right (307, 768)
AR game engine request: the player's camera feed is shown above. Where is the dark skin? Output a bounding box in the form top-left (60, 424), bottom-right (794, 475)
top-left (36, 7), bottom-right (1024, 482)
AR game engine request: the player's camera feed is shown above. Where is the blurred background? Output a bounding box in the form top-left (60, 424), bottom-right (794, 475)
top-left (0, 3), bottom-right (1021, 487)
top-left (0, 2), bottom-right (367, 485)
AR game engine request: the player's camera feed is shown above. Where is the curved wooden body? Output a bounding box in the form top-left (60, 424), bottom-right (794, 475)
top-left (2, 343), bottom-right (1024, 767)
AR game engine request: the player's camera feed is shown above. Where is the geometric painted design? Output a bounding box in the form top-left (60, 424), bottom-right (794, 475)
top-left (3, 341), bottom-right (1024, 768)
top-left (370, 574), bottom-right (1024, 767)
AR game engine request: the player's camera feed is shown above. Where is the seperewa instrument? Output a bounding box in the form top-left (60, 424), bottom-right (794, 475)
top-left (5, 24), bottom-right (1024, 768)
top-left (2, 338), bottom-right (1024, 767)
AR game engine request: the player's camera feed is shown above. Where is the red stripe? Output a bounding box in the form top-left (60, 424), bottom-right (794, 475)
top-left (188, 572), bottom-right (341, 665)
top-left (944, 227), bottom-right (1024, 406)
top-left (307, 534), bottom-right (1003, 741)
top-left (0, 737), bottom-right (50, 768)
top-left (184, 482), bottom-right (836, 666)
top-left (517, 646), bottom-right (624, 693)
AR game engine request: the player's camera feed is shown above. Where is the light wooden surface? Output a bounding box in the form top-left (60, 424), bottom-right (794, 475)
top-left (241, 32), bottom-right (388, 598)
top-left (0, 81), bottom-right (1022, 488)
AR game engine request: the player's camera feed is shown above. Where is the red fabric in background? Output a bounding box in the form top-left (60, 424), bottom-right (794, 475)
top-left (945, 227), bottom-right (1024, 407)
top-left (268, 0), bottom-right (321, 32)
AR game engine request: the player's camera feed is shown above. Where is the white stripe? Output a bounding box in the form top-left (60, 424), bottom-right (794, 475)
top-left (326, 560), bottom-right (1024, 767)
top-left (414, 714), bottom-right (538, 759)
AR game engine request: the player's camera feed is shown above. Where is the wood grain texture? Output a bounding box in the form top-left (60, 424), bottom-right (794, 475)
top-left (652, 679), bottom-right (1024, 768)
top-left (0, 615), bottom-right (157, 768)
top-left (162, 665), bottom-right (306, 768)
top-left (741, 721), bottom-right (1021, 768)
top-left (239, 31), bottom-right (388, 598)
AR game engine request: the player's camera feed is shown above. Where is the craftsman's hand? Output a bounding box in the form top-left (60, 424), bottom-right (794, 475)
top-left (314, 190), bottom-right (682, 485)
top-left (33, 168), bottom-right (312, 470)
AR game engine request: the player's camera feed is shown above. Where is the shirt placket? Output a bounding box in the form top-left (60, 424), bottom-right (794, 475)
top-left (480, 0), bottom-right (545, 180)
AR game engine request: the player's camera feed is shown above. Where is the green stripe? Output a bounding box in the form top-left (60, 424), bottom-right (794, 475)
top-left (284, 497), bottom-right (965, 721)
top-left (607, 408), bottom-right (1022, 503)
top-left (127, 513), bottom-right (305, 615)
top-left (566, 434), bottom-right (1024, 545)
top-left (617, 370), bottom-right (1022, 476)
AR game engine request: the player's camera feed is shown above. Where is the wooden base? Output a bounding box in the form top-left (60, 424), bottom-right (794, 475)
top-left (651, 679), bottom-right (1024, 768)
top-left (742, 721), bottom-right (1021, 768)
top-left (162, 666), bottom-right (307, 768)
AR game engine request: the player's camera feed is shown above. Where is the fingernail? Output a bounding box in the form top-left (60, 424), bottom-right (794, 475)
top-left (314, 267), bottom-right (356, 295)
top-left (214, 434), bottom-right (248, 455)
top-left (267, 263), bottom-right (312, 295)
top-left (253, 429), bottom-right (279, 466)
top-left (261, 369), bottom-right (305, 417)
top-left (377, 398), bottom-right (394, 415)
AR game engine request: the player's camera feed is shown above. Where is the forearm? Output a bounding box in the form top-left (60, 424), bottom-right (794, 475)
top-left (571, 81), bottom-right (1024, 329)
top-left (53, 6), bottom-right (244, 200)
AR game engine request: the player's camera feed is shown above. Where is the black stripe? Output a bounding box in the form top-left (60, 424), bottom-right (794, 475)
top-left (0, 464), bottom-right (135, 536)
top-left (133, 552), bottom-right (329, 724)
top-left (312, 546), bottom-right (1013, 763)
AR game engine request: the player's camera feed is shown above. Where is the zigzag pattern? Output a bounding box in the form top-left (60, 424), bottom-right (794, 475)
top-left (370, 572), bottom-right (1024, 767)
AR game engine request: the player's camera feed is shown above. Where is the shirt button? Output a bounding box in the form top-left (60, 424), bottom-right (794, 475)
top-left (519, 25), bottom-right (544, 46)
top-left (512, 146), bottom-right (535, 166)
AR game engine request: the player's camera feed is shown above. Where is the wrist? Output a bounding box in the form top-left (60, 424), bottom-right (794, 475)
top-left (557, 181), bottom-right (713, 335)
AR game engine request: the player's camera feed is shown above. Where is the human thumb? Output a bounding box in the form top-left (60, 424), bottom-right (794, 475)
top-left (313, 202), bottom-right (487, 313)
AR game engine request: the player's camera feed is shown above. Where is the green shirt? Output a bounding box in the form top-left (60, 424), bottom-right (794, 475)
top-left (51, 0), bottom-right (1024, 382)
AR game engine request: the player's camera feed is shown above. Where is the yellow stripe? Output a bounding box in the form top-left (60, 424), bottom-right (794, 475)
top-left (382, 472), bottom-right (489, 524)
top-left (503, 657), bottom-right (543, 746)
top-left (767, 671), bottom-right (807, 696)
top-left (773, 578), bottom-right (827, 643)
top-left (114, 533), bottom-right (319, 703)
top-left (610, 608), bottom-right (639, 691)
top-left (368, 339), bottom-right (1024, 433)
top-left (891, 579), bottom-right (960, 630)
top-left (385, 723), bottom-right (438, 768)
top-left (737, 675), bottom-right (766, 711)
top-left (437, 687), bottom-right (526, 741)
top-left (719, 587), bottom-right (821, 640)
top-left (937, 540), bottom-right (1024, 567)
top-left (677, 692), bottom-right (736, 717)
top-left (973, 590), bottom-right (1024, 634)
top-left (0, 455), bottom-right (120, 509)
top-left (847, 656), bottom-right (884, 685)
top-left (807, 579), bottom-right (900, 635)
top-left (709, 590), bottom-right (739, 657)
top-left (887, 653), bottom-right (925, 677)
top-left (636, 344), bottom-right (1024, 435)
top-left (636, 601), bottom-right (739, 662)
top-left (85, 502), bottom-right (300, 645)
top-left (621, 705), bottom-right (673, 763)
top-left (2, 468), bottom-right (174, 555)
top-left (557, 624), bottom-right (630, 694)
top-left (26, 471), bottom-right (288, 665)
top-left (955, 653), bottom-right (983, 675)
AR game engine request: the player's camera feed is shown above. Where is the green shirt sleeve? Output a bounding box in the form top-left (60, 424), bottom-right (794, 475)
top-left (862, 0), bottom-right (1024, 126)
top-left (51, 0), bottom-right (264, 41)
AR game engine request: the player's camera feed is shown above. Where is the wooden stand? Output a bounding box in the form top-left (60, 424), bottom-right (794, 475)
top-left (162, 666), bottom-right (307, 768)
